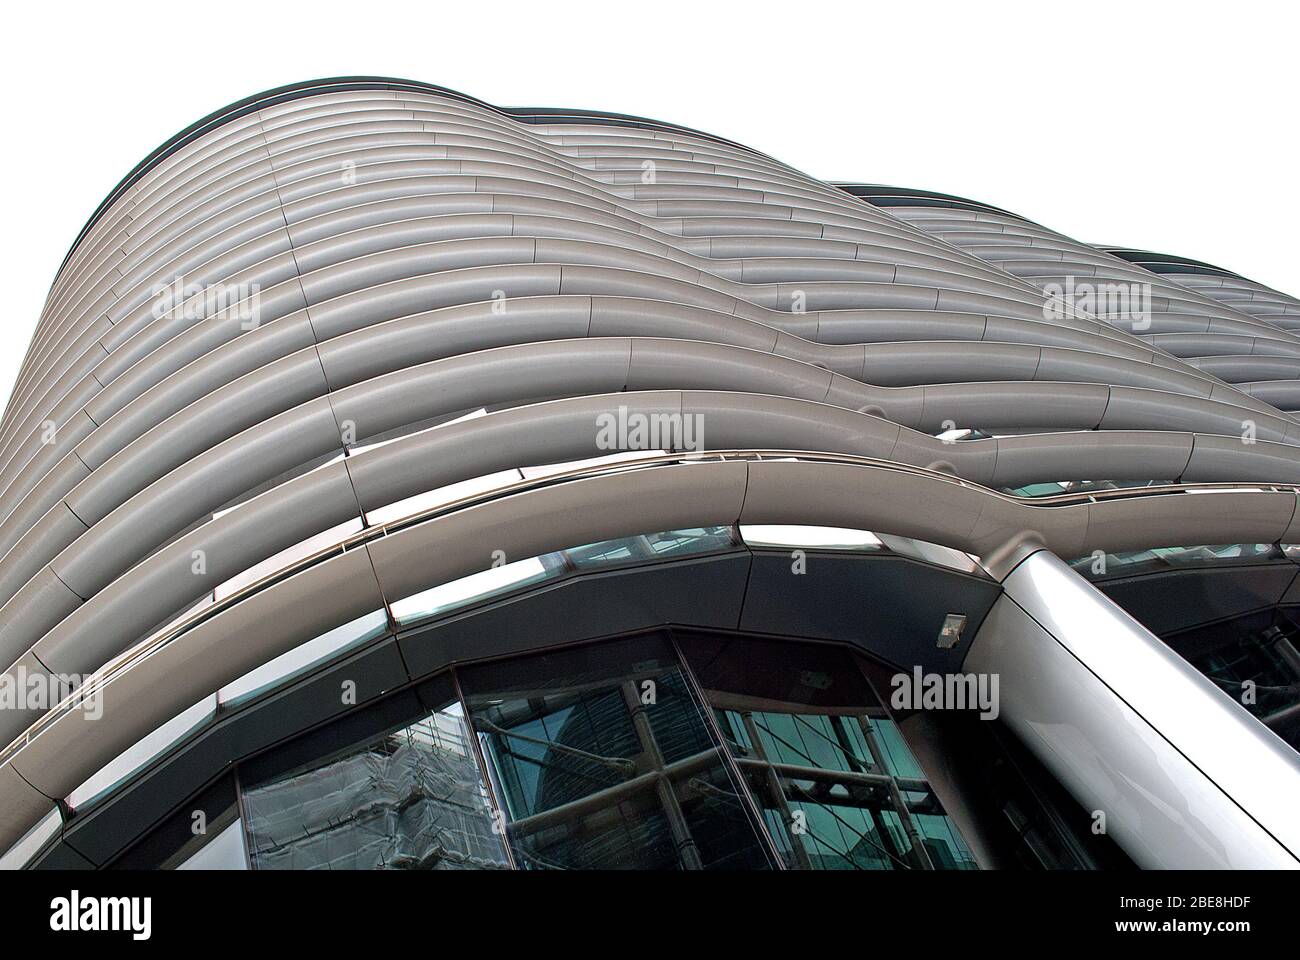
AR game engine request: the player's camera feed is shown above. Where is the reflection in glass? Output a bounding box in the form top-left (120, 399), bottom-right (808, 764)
top-left (112, 774), bottom-right (243, 869)
top-left (242, 686), bottom-right (509, 870)
top-left (680, 634), bottom-right (976, 870)
top-left (1168, 612), bottom-right (1300, 752)
top-left (1071, 543), bottom-right (1284, 579)
top-left (390, 527), bottom-right (738, 626)
top-left (566, 527), bottom-right (736, 569)
top-left (460, 635), bottom-right (775, 870)
top-left (1005, 479), bottom-right (1172, 498)
top-left (177, 819), bottom-right (248, 870)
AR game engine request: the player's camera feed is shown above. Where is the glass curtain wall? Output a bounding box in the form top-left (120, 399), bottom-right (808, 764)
top-left (678, 633), bottom-right (977, 870)
top-left (458, 634), bottom-right (775, 870)
top-left (110, 632), bottom-right (977, 870)
top-left (240, 677), bottom-right (511, 870)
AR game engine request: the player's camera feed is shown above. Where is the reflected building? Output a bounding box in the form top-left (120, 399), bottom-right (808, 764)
top-left (2, 79), bottom-right (1300, 871)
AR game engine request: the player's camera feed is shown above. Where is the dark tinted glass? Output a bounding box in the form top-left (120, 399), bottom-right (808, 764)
top-left (110, 774), bottom-right (242, 869)
top-left (1168, 610), bottom-right (1300, 752)
top-left (459, 634), bottom-right (775, 870)
top-left (680, 634), bottom-right (976, 870)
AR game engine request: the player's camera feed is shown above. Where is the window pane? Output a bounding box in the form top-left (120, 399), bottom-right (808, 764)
top-left (680, 633), bottom-right (977, 870)
top-left (1070, 543), bottom-right (1284, 579)
top-left (566, 527), bottom-right (735, 569)
top-left (111, 775), bottom-right (242, 869)
top-left (1163, 612), bottom-right (1300, 753)
top-left (241, 682), bottom-right (509, 870)
top-left (459, 634), bottom-right (775, 870)
top-left (177, 819), bottom-right (248, 870)
top-left (390, 528), bottom-right (737, 628)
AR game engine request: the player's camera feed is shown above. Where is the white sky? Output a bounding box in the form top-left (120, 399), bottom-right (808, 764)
top-left (2, 0), bottom-right (1296, 418)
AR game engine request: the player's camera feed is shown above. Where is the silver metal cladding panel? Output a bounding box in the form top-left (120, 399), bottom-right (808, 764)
top-left (4, 80), bottom-right (1300, 863)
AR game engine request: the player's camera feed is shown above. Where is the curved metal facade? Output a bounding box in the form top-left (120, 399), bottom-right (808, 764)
top-left (3, 79), bottom-right (1300, 868)
top-left (852, 184), bottom-right (1300, 412)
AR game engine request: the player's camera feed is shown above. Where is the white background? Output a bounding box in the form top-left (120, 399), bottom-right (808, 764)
top-left (1, 0), bottom-right (1296, 417)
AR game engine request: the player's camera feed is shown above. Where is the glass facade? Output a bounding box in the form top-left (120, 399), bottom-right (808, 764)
top-left (97, 630), bottom-right (981, 870)
top-left (460, 635), bottom-right (775, 870)
top-left (680, 634), bottom-right (976, 870)
top-left (1164, 610), bottom-right (1300, 753)
top-left (1005, 479), bottom-right (1174, 499)
top-left (391, 526), bottom-right (737, 626)
top-left (111, 775), bottom-right (244, 870)
top-left (27, 525), bottom-right (1046, 871)
top-left (1067, 539), bottom-right (1300, 755)
top-left (1070, 542), bottom-right (1286, 579)
top-left (241, 679), bottom-right (510, 870)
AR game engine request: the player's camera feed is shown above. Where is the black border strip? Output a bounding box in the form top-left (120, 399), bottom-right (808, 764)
top-left (834, 182), bottom-right (1041, 226)
top-left (1103, 247), bottom-right (1247, 281)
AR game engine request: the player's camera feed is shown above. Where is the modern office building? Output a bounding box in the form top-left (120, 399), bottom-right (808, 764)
top-left (1, 78), bottom-right (1299, 871)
